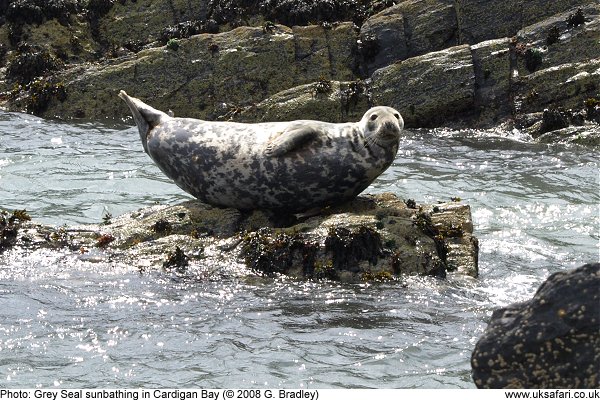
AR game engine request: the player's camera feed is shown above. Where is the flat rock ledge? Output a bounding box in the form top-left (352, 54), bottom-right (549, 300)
top-left (1, 193), bottom-right (478, 282)
top-left (472, 263), bottom-right (600, 389)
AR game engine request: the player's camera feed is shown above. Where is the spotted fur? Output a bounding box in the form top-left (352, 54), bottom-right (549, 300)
top-left (119, 91), bottom-right (404, 212)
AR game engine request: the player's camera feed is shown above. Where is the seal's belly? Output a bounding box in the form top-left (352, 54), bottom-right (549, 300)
top-left (147, 122), bottom-right (394, 211)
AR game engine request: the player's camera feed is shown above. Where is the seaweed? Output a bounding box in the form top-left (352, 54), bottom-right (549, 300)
top-left (102, 212), bottom-right (112, 225)
top-left (95, 233), bottom-right (115, 248)
top-left (158, 20), bottom-right (218, 45)
top-left (241, 228), bottom-right (316, 276)
top-left (583, 98), bottom-right (599, 123)
top-left (151, 219), bottom-right (172, 235)
top-left (404, 199), bottom-right (417, 209)
top-left (207, 0), bottom-right (397, 29)
top-left (524, 48), bottom-right (543, 73)
top-left (340, 80), bottom-right (369, 115)
top-left (324, 226), bottom-right (383, 273)
top-left (314, 76), bottom-right (332, 94)
top-left (163, 246), bottom-right (190, 273)
top-left (23, 77), bottom-right (67, 115)
top-left (5, 44), bottom-right (63, 85)
top-left (166, 38), bottom-right (180, 51)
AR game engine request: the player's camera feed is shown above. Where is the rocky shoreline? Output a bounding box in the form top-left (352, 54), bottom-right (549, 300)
top-left (0, 0), bottom-right (598, 144)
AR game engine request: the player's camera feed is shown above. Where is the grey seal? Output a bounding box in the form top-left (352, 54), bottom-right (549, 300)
top-left (119, 90), bottom-right (404, 213)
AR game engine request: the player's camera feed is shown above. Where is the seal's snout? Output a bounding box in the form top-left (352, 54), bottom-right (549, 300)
top-left (382, 120), bottom-right (400, 134)
top-left (378, 118), bottom-right (402, 141)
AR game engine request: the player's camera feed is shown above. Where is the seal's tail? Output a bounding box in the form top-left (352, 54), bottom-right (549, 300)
top-left (118, 90), bottom-right (170, 152)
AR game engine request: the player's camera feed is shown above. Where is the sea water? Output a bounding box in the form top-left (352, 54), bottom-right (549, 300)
top-left (0, 112), bottom-right (598, 388)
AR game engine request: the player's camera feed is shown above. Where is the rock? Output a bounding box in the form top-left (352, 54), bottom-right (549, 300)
top-left (513, 5), bottom-right (600, 117)
top-left (358, 0), bottom-right (458, 76)
top-left (1, 193), bottom-right (479, 281)
top-left (291, 23), bottom-right (357, 83)
top-left (456, 0), bottom-right (595, 44)
top-left (0, 0), bottom-right (598, 145)
top-left (0, 13), bottom-right (100, 64)
top-left (515, 4), bottom-right (600, 78)
top-left (536, 124), bottom-right (600, 146)
top-left (521, 0), bottom-right (596, 28)
top-left (358, 7), bottom-right (407, 76)
top-left (370, 44), bottom-right (475, 127)
top-left (399, 0), bottom-right (458, 58)
top-left (98, 0), bottom-right (208, 46)
top-left (471, 38), bottom-right (512, 126)
top-left (14, 23), bottom-right (360, 120)
top-left (456, 0), bottom-right (522, 44)
top-left (516, 59), bottom-right (600, 115)
top-left (238, 79), bottom-right (371, 123)
top-left (471, 263), bottom-right (600, 388)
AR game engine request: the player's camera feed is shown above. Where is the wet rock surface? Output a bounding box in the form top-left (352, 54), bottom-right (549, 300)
top-left (0, 193), bottom-right (479, 282)
top-left (471, 263), bottom-right (600, 388)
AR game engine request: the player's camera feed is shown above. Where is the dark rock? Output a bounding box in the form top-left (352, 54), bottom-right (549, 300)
top-left (546, 26), bottom-right (561, 46)
top-left (0, 210), bottom-right (31, 253)
top-left (87, 0), bottom-right (114, 18)
top-left (566, 8), bottom-right (586, 28)
top-left (6, 0), bottom-right (44, 25)
top-left (472, 263), bottom-right (600, 389)
top-left (524, 47), bottom-right (543, 73)
top-left (585, 97), bottom-right (600, 123)
top-left (539, 107), bottom-right (571, 135)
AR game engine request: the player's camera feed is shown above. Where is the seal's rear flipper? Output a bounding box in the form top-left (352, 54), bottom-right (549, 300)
top-left (118, 90), bottom-right (170, 153)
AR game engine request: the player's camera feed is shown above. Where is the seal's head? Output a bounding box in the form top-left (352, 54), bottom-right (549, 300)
top-left (360, 106), bottom-right (404, 146)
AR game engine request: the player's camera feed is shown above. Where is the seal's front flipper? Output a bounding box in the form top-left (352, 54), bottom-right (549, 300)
top-left (264, 125), bottom-right (322, 157)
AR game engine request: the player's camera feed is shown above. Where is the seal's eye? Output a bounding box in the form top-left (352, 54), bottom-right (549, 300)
top-left (394, 113), bottom-right (400, 120)
top-left (370, 114), bottom-right (378, 121)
